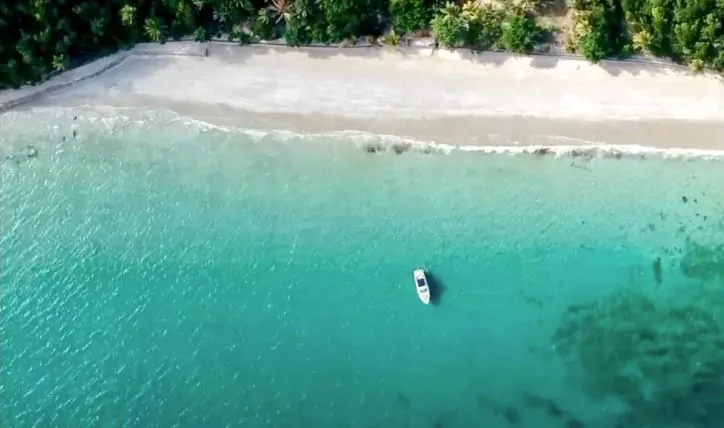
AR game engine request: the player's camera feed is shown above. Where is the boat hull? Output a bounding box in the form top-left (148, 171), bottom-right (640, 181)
top-left (413, 269), bottom-right (431, 305)
top-left (417, 290), bottom-right (431, 305)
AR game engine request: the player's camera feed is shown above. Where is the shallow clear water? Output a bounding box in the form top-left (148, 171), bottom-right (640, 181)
top-left (2, 109), bottom-right (724, 428)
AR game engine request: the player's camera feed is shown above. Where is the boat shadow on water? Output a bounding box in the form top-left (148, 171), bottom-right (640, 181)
top-left (424, 271), bottom-right (447, 306)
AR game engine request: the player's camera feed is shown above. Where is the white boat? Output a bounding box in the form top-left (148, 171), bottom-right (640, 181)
top-left (413, 269), bottom-right (431, 305)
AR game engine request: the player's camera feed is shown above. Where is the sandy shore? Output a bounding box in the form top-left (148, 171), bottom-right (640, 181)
top-left (2, 41), bottom-right (724, 150)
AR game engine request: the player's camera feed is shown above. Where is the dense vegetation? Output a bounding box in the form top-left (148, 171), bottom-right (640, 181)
top-left (1, 0), bottom-right (722, 89)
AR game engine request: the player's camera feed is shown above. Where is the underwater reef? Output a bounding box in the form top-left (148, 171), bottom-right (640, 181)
top-left (552, 284), bottom-right (724, 427)
top-left (680, 239), bottom-right (724, 284)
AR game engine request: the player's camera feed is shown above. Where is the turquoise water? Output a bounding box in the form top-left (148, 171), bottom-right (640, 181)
top-left (2, 109), bottom-right (724, 428)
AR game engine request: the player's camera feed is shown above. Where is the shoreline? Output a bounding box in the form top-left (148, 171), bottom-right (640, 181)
top-left (4, 105), bottom-right (724, 161)
top-left (2, 41), bottom-right (724, 154)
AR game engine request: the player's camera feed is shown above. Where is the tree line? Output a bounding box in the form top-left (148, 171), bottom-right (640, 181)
top-left (1, 0), bottom-right (722, 89)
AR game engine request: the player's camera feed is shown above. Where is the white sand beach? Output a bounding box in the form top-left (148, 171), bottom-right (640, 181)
top-left (2, 41), bottom-right (724, 150)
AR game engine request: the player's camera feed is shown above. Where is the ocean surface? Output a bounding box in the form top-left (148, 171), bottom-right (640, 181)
top-left (2, 108), bottom-right (724, 428)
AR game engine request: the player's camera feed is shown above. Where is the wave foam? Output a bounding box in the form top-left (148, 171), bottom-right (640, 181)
top-left (5, 105), bottom-right (724, 161)
top-left (169, 111), bottom-right (724, 160)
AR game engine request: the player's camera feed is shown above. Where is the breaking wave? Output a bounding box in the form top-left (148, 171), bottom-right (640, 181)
top-left (3, 105), bottom-right (724, 161)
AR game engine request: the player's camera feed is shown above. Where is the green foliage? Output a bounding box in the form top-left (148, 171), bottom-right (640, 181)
top-left (621, 0), bottom-right (724, 70)
top-left (144, 17), bottom-right (167, 43)
top-left (573, 0), bottom-right (724, 68)
top-left (500, 8), bottom-right (543, 53)
top-left (282, 0), bottom-right (386, 45)
top-left (120, 5), bottom-right (136, 27)
top-left (430, 2), bottom-right (467, 48)
top-left (0, 0), bottom-right (252, 89)
top-left (193, 26), bottom-right (211, 42)
top-left (620, 0), bottom-right (674, 55)
top-left (51, 55), bottom-right (69, 72)
top-left (253, 9), bottom-right (279, 40)
top-left (268, 0), bottom-right (293, 24)
top-left (281, 20), bottom-right (310, 47)
top-left (569, 0), bottom-right (630, 62)
top-left (389, 0), bottom-right (433, 35)
top-left (462, 1), bottom-right (504, 49)
top-left (1, 0), bottom-right (722, 88)
top-left (2, 1), bottom-right (130, 88)
top-left (319, 0), bottom-right (387, 43)
top-left (432, 1), bottom-right (545, 52)
top-left (383, 29), bottom-right (403, 46)
top-left (579, 24), bottom-right (610, 61)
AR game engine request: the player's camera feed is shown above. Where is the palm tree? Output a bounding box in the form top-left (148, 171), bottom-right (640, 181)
top-left (120, 4), bottom-right (136, 27)
top-left (51, 54), bottom-right (68, 72)
top-left (268, 0), bottom-right (293, 23)
top-left (144, 17), bottom-right (165, 42)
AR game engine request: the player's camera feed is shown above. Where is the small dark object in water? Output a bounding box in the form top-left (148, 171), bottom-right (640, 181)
top-left (521, 391), bottom-right (543, 406)
top-left (73, 115), bottom-right (78, 120)
top-left (489, 403), bottom-right (521, 426)
top-left (682, 196), bottom-right (688, 203)
top-left (397, 392), bottom-right (410, 407)
top-left (502, 406), bottom-right (521, 425)
top-left (392, 143), bottom-right (410, 155)
top-left (569, 162), bottom-right (591, 171)
top-left (570, 148), bottom-right (595, 158)
top-left (432, 410), bottom-right (457, 428)
top-left (545, 401), bottom-right (565, 418)
top-left (653, 257), bottom-right (662, 285)
top-left (603, 150), bottom-right (623, 159)
top-left (533, 147), bottom-right (551, 156)
top-left (362, 142), bottom-right (384, 153)
top-left (72, 129), bottom-right (78, 138)
top-left (566, 418), bottom-right (585, 428)
top-left (521, 392), bottom-right (571, 420)
top-left (23, 145), bottom-right (38, 158)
